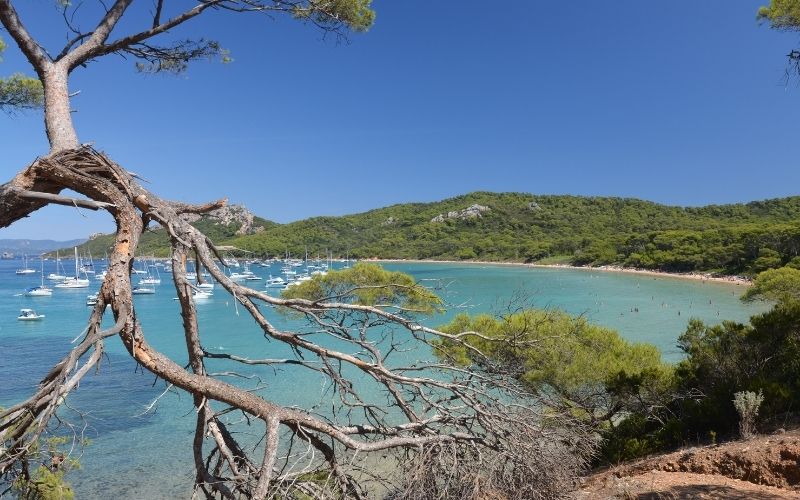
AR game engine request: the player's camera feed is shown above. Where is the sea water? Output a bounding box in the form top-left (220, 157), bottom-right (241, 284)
top-left (0, 259), bottom-right (767, 498)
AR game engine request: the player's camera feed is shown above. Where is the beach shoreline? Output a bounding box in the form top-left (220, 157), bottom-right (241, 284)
top-left (367, 259), bottom-right (751, 286)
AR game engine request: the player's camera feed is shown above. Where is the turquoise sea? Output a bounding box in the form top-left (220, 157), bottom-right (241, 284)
top-left (0, 259), bottom-right (768, 498)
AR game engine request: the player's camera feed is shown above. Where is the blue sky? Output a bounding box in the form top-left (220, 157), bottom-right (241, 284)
top-left (1, 0), bottom-right (799, 239)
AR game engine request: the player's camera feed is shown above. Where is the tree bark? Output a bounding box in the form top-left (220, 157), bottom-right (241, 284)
top-left (42, 64), bottom-right (79, 153)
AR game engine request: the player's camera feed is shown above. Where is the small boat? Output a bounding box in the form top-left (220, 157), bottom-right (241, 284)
top-left (242, 266), bottom-right (262, 281)
top-left (173, 290), bottom-right (212, 302)
top-left (197, 282), bottom-right (215, 291)
top-left (86, 293), bottom-right (98, 306)
top-left (25, 260), bottom-right (52, 296)
top-left (17, 308), bottom-right (45, 321)
top-left (139, 258), bottom-right (161, 284)
top-left (15, 254), bottom-right (36, 275)
top-left (265, 275), bottom-right (286, 287)
top-left (47, 250), bottom-right (67, 280)
top-left (55, 277), bottom-right (90, 288)
top-left (55, 248), bottom-right (90, 288)
top-left (132, 286), bottom-right (155, 295)
top-left (223, 256), bottom-right (240, 268)
top-left (25, 286), bottom-right (53, 297)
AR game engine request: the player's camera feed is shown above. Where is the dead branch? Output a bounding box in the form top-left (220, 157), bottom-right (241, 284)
top-left (1, 147), bottom-right (595, 498)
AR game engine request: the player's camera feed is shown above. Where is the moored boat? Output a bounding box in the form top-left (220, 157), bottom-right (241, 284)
top-left (17, 308), bottom-right (45, 321)
top-left (15, 254), bottom-right (36, 275)
top-left (25, 286), bottom-right (53, 297)
top-left (25, 259), bottom-right (52, 296)
top-left (54, 248), bottom-right (90, 288)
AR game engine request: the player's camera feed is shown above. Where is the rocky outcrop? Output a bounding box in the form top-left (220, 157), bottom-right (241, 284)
top-left (182, 204), bottom-right (261, 235)
top-left (431, 204), bottom-right (490, 223)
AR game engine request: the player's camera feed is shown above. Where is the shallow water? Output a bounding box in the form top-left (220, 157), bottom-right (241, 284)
top-left (0, 259), bottom-right (766, 498)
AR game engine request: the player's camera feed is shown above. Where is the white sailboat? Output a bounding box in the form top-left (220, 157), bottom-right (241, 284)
top-left (15, 254), bottom-right (36, 275)
top-left (25, 258), bottom-right (53, 296)
top-left (173, 290), bottom-right (212, 302)
top-left (47, 250), bottom-right (67, 281)
top-left (54, 247), bottom-right (90, 288)
top-left (79, 250), bottom-right (96, 274)
top-left (139, 258), bottom-right (161, 285)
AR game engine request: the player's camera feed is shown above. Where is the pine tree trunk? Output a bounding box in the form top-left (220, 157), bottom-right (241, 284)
top-left (42, 64), bottom-right (79, 154)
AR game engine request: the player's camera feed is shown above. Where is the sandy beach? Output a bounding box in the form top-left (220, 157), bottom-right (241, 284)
top-left (368, 259), bottom-right (752, 286)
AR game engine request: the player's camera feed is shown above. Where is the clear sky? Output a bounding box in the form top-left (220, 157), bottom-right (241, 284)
top-left (1, 0), bottom-right (799, 239)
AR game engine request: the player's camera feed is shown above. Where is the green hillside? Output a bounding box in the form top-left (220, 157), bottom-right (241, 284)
top-left (66, 212), bottom-right (276, 258)
top-left (65, 192), bottom-right (800, 276)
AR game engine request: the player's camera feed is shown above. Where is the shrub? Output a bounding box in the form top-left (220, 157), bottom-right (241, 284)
top-left (733, 390), bottom-right (764, 440)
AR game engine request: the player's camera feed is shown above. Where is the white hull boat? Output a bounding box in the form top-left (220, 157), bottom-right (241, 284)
top-left (56, 248), bottom-right (90, 288)
top-left (18, 308), bottom-right (45, 321)
top-left (15, 254), bottom-right (36, 274)
top-left (55, 278), bottom-right (90, 289)
top-left (26, 260), bottom-right (52, 296)
top-left (25, 286), bottom-right (53, 297)
top-left (265, 276), bottom-right (286, 287)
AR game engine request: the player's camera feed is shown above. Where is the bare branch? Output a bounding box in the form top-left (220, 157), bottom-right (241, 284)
top-left (61, 0), bottom-right (135, 68)
top-left (15, 189), bottom-right (115, 210)
top-left (65, 0), bottom-right (224, 69)
top-left (0, 0), bottom-right (51, 74)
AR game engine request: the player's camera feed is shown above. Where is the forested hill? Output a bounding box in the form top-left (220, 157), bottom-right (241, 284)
top-left (67, 192), bottom-right (800, 275)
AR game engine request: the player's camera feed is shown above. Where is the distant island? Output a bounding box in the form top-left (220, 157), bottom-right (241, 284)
top-left (0, 238), bottom-right (86, 257)
top-left (61, 192), bottom-right (800, 277)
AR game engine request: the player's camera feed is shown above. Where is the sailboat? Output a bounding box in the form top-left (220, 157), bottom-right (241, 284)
top-left (139, 258), bottom-right (161, 285)
top-left (25, 258), bottom-right (53, 296)
top-left (47, 250), bottom-right (67, 281)
top-left (79, 250), bottom-right (95, 274)
top-left (54, 247), bottom-right (90, 288)
top-left (15, 254), bottom-right (36, 275)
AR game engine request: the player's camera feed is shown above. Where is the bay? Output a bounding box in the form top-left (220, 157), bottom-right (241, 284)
top-left (0, 259), bottom-right (767, 498)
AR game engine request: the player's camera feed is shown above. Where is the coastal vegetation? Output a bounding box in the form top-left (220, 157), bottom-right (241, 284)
top-left (4, 0), bottom-right (800, 497)
top-left (3, 0), bottom-right (588, 498)
top-left (0, 1), bottom-right (602, 490)
top-left (70, 191), bottom-right (800, 277)
top-left (429, 263), bottom-right (800, 467)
